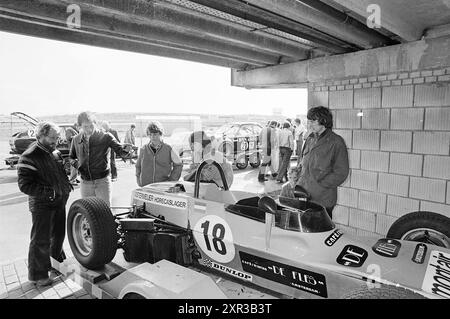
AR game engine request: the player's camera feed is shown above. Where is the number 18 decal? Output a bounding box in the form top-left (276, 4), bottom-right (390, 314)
top-left (193, 215), bottom-right (235, 263)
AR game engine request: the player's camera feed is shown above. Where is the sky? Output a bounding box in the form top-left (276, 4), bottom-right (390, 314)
top-left (0, 31), bottom-right (307, 118)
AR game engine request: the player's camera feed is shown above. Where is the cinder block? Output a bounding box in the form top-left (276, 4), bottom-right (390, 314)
top-left (410, 71), bottom-right (421, 78)
top-left (375, 214), bottom-right (398, 236)
top-left (410, 177), bottom-right (446, 202)
top-left (354, 88), bottom-right (381, 109)
top-left (421, 71), bottom-right (433, 77)
top-left (392, 80), bottom-right (402, 86)
top-left (398, 73), bottom-right (409, 79)
top-left (335, 110), bottom-right (361, 129)
top-left (330, 86), bottom-right (337, 91)
top-left (423, 155), bottom-right (450, 180)
top-left (386, 195), bottom-right (420, 218)
top-left (368, 76), bottom-right (378, 82)
top-left (413, 78), bottom-right (425, 84)
top-left (414, 83), bottom-right (450, 107)
top-left (380, 131), bottom-right (412, 153)
top-left (333, 129), bottom-right (352, 148)
top-left (438, 75), bottom-right (450, 81)
top-left (425, 107), bottom-right (450, 130)
top-left (382, 81), bottom-right (391, 86)
top-left (387, 74), bottom-right (398, 80)
top-left (346, 85), bottom-right (354, 90)
top-left (402, 79), bottom-right (413, 85)
top-left (353, 130), bottom-right (380, 150)
top-left (426, 76), bottom-right (437, 83)
top-left (356, 229), bottom-right (379, 238)
top-left (350, 78), bottom-right (358, 84)
top-left (389, 153), bottom-right (423, 176)
top-left (358, 190), bottom-right (387, 214)
top-left (341, 171), bottom-right (351, 187)
top-left (351, 170), bottom-right (378, 191)
top-left (337, 187), bottom-right (359, 208)
top-left (448, 181), bottom-right (450, 204)
top-left (349, 208), bottom-right (376, 232)
top-left (308, 91), bottom-right (329, 108)
top-left (332, 205), bottom-right (349, 225)
top-left (361, 109), bottom-right (390, 129)
top-left (329, 90), bottom-right (353, 109)
top-left (354, 84), bottom-right (362, 89)
top-left (342, 80), bottom-right (350, 85)
top-left (363, 83), bottom-right (372, 88)
top-left (361, 151), bottom-right (389, 172)
top-left (359, 78), bottom-right (368, 83)
top-left (336, 224), bottom-right (358, 236)
top-left (378, 173), bottom-right (409, 197)
top-left (420, 201), bottom-right (450, 218)
top-left (348, 149), bottom-right (361, 169)
top-left (378, 75), bottom-right (387, 81)
top-left (433, 69), bottom-right (445, 76)
top-left (391, 108), bottom-right (424, 130)
top-left (413, 132), bottom-right (450, 155)
top-left (382, 85), bottom-right (414, 108)
top-left (372, 82), bottom-right (382, 88)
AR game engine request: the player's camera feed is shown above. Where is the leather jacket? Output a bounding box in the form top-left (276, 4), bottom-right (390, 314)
top-left (17, 141), bottom-right (72, 211)
top-left (69, 129), bottom-right (130, 181)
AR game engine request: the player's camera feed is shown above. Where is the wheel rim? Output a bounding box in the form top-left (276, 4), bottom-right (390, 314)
top-left (401, 228), bottom-right (450, 248)
top-left (72, 212), bottom-right (93, 256)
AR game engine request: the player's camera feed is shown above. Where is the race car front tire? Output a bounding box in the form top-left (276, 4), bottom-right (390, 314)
top-left (341, 285), bottom-right (427, 299)
top-left (67, 197), bottom-right (118, 269)
top-left (387, 211), bottom-right (450, 248)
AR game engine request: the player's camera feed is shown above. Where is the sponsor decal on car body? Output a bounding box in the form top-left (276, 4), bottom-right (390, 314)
top-left (412, 244), bottom-right (427, 264)
top-left (336, 245), bottom-right (368, 267)
top-left (422, 251), bottom-right (450, 299)
top-left (239, 252), bottom-right (328, 298)
top-left (134, 190), bottom-right (188, 210)
top-left (324, 229), bottom-right (343, 247)
top-left (201, 258), bottom-right (253, 282)
top-left (372, 239), bottom-right (401, 258)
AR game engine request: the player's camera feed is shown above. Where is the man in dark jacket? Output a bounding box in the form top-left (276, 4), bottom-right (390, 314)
top-left (100, 121), bottom-right (120, 181)
top-left (17, 122), bottom-right (73, 286)
top-left (296, 106), bottom-right (349, 219)
top-left (70, 112), bottom-right (133, 206)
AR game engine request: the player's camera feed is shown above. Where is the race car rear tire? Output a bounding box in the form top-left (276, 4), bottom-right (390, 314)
top-left (67, 197), bottom-right (118, 269)
top-left (341, 285), bottom-right (427, 299)
top-left (123, 293), bottom-right (145, 299)
top-left (387, 211), bottom-right (450, 248)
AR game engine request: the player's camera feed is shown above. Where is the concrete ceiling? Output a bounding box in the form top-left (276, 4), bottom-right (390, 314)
top-left (0, 0), bottom-right (449, 70)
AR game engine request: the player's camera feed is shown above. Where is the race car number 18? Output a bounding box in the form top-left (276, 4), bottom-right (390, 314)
top-left (194, 215), bottom-right (235, 263)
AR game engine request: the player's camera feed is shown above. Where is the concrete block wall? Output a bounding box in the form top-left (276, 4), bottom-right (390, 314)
top-left (309, 68), bottom-right (450, 236)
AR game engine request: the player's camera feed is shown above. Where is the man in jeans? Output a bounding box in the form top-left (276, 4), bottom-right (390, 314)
top-left (276, 121), bottom-right (295, 183)
top-left (17, 122), bottom-right (73, 286)
top-left (69, 112), bottom-right (133, 206)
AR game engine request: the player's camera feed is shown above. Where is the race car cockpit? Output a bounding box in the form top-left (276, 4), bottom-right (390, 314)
top-left (225, 195), bottom-right (335, 233)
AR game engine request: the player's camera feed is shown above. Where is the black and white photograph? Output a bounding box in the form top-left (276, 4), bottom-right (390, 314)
top-left (0, 0), bottom-right (449, 309)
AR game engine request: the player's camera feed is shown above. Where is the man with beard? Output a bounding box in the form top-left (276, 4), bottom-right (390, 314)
top-left (17, 122), bottom-right (73, 286)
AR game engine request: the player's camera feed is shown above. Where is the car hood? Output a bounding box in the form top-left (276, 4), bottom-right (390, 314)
top-left (11, 111), bottom-right (39, 127)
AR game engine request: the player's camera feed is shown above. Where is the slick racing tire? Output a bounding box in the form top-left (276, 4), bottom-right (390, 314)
top-left (387, 211), bottom-right (450, 248)
top-left (67, 197), bottom-right (118, 269)
top-left (123, 293), bottom-right (146, 299)
top-left (341, 285), bottom-right (427, 299)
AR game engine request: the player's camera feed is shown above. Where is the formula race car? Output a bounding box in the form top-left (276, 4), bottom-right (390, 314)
top-left (66, 160), bottom-right (450, 299)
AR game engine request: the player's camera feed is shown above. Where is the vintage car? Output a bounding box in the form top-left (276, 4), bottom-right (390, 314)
top-left (5, 112), bottom-right (73, 172)
top-left (66, 160), bottom-right (450, 299)
top-left (212, 122), bottom-right (263, 169)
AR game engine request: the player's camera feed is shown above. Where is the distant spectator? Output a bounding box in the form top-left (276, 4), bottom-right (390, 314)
top-left (257, 120), bottom-right (278, 182)
top-left (100, 121), bottom-right (120, 181)
top-left (294, 118), bottom-right (306, 158)
top-left (135, 121), bottom-right (183, 187)
top-left (184, 130), bottom-right (233, 188)
top-left (69, 112), bottom-right (133, 206)
top-left (280, 167), bottom-right (300, 198)
top-left (277, 121), bottom-right (295, 183)
top-left (124, 124), bottom-right (136, 164)
top-left (65, 123), bottom-right (80, 184)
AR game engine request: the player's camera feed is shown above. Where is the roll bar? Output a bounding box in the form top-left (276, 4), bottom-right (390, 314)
top-left (194, 159), bottom-right (229, 198)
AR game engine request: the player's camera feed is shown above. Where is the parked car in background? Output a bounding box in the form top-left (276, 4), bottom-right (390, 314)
top-left (212, 122), bottom-right (263, 169)
top-left (5, 112), bottom-right (73, 173)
